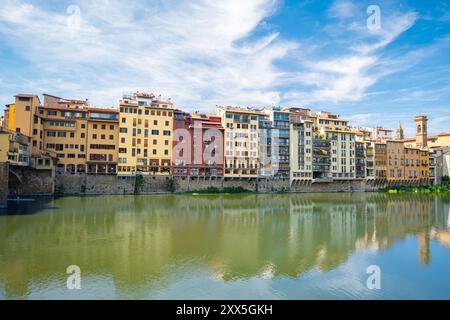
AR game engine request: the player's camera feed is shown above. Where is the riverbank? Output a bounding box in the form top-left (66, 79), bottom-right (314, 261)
top-left (380, 184), bottom-right (450, 194)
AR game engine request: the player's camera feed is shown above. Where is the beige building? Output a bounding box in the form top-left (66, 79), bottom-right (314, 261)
top-left (118, 92), bottom-right (173, 175)
top-left (216, 106), bottom-right (261, 177)
top-left (0, 128), bottom-right (31, 166)
top-left (289, 108), bottom-right (313, 183)
top-left (310, 112), bottom-right (356, 180)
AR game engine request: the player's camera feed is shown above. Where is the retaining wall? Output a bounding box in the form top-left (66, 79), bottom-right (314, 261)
top-left (0, 163), bottom-right (8, 208)
top-left (54, 174), bottom-right (382, 195)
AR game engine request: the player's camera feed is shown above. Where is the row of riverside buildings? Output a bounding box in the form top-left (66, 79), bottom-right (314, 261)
top-left (1, 91), bottom-right (449, 185)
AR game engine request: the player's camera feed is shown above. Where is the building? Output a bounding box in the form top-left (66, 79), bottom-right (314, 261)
top-left (310, 111), bottom-right (356, 180)
top-left (258, 113), bottom-right (273, 177)
top-left (429, 147), bottom-right (450, 185)
top-left (386, 139), bottom-right (429, 184)
top-left (404, 132), bottom-right (450, 149)
top-left (363, 126), bottom-right (393, 140)
top-left (172, 110), bottom-right (224, 177)
top-left (415, 115), bottom-right (428, 148)
top-left (216, 106), bottom-right (261, 177)
top-left (355, 141), bottom-right (366, 178)
top-left (396, 122), bottom-right (404, 140)
top-left (0, 128), bottom-right (30, 166)
top-left (118, 92), bottom-right (173, 176)
top-left (374, 142), bottom-right (387, 181)
top-left (288, 108), bottom-right (313, 183)
top-left (5, 94), bottom-right (44, 157)
top-left (42, 94), bottom-right (119, 174)
top-left (262, 107), bottom-right (290, 178)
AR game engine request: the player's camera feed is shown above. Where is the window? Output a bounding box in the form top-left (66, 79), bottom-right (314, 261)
top-left (93, 134), bottom-right (97, 139)
top-left (152, 130), bottom-right (159, 135)
top-left (25, 106), bottom-right (31, 111)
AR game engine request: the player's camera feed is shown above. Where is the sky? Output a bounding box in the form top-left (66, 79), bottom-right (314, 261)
top-left (0, 0), bottom-right (449, 136)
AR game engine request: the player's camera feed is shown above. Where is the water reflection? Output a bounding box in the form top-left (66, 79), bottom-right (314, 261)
top-left (0, 193), bottom-right (449, 299)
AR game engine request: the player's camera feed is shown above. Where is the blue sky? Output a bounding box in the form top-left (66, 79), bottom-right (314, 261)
top-left (0, 0), bottom-right (449, 136)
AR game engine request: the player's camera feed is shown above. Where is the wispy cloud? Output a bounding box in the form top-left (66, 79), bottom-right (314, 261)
top-left (285, 0), bottom-right (418, 105)
top-left (0, 0), bottom-right (296, 110)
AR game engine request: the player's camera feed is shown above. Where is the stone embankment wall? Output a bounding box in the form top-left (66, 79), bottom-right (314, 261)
top-left (8, 166), bottom-right (54, 196)
top-left (0, 163), bottom-right (9, 208)
top-left (53, 174), bottom-right (381, 195)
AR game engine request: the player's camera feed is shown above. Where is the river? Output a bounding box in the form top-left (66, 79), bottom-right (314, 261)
top-left (0, 193), bottom-right (449, 299)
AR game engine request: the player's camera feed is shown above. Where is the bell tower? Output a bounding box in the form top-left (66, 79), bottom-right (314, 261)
top-left (396, 121), bottom-right (404, 140)
top-left (415, 115), bottom-right (428, 148)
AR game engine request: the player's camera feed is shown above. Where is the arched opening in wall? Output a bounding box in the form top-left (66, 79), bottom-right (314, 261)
top-left (8, 167), bottom-right (22, 196)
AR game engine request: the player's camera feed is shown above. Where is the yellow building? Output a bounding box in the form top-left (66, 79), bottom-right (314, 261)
top-left (42, 94), bottom-right (119, 174)
top-left (118, 92), bottom-right (173, 175)
top-left (216, 106), bottom-right (261, 177)
top-left (0, 128), bottom-right (30, 166)
top-left (4, 95), bottom-right (44, 157)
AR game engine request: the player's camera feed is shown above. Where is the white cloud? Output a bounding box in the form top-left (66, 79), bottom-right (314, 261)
top-left (0, 0), bottom-right (295, 111)
top-left (327, 0), bottom-right (357, 19)
top-left (285, 2), bottom-right (419, 106)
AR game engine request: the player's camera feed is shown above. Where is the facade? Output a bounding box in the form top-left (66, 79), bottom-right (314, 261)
top-left (363, 126), bottom-right (393, 140)
top-left (216, 106), bottom-right (261, 177)
top-left (310, 112), bottom-right (356, 180)
top-left (6, 94), bottom-right (44, 157)
top-left (262, 107), bottom-right (290, 178)
top-left (118, 92), bottom-right (173, 176)
top-left (1, 90), bottom-right (445, 187)
top-left (355, 141), bottom-right (365, 178)
top-left (386, 140), bottom-right (429, 184)
top-left (0, 128), bottom-right (30, 166)
top-left (374, 142), bottom-right (387, 181)
top-left (404, 132), bottom-right (450, 149)
top-left (42, 94), bottom-right (119, 174)
top-left (289, 108), bottom-right (313, 183)
top-left (172, 110), bottom-right (224, 177)
top-left (258, 113), bottom-right (273, 177)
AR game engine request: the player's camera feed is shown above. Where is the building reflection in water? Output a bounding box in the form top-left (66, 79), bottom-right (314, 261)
top-left (0, 193), bottom-right (449, 298)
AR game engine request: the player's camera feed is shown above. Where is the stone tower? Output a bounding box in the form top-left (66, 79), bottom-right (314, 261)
top-left (396, 121), bottom-right (404, 140)
top-left (415, 115), bottom-right (428, 148)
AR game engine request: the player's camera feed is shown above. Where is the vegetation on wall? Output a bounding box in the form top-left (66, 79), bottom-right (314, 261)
top-left (380, 185), bottom-right (450, 194)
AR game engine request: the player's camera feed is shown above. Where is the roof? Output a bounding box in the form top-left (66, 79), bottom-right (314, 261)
top-left (15, 94), bottom-right (39, 98)
top-left (216, 106), bottom-right (264, 115)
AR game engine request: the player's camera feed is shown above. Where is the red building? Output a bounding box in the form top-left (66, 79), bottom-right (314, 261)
top-left (172, 110), bottom-right (224, 177)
